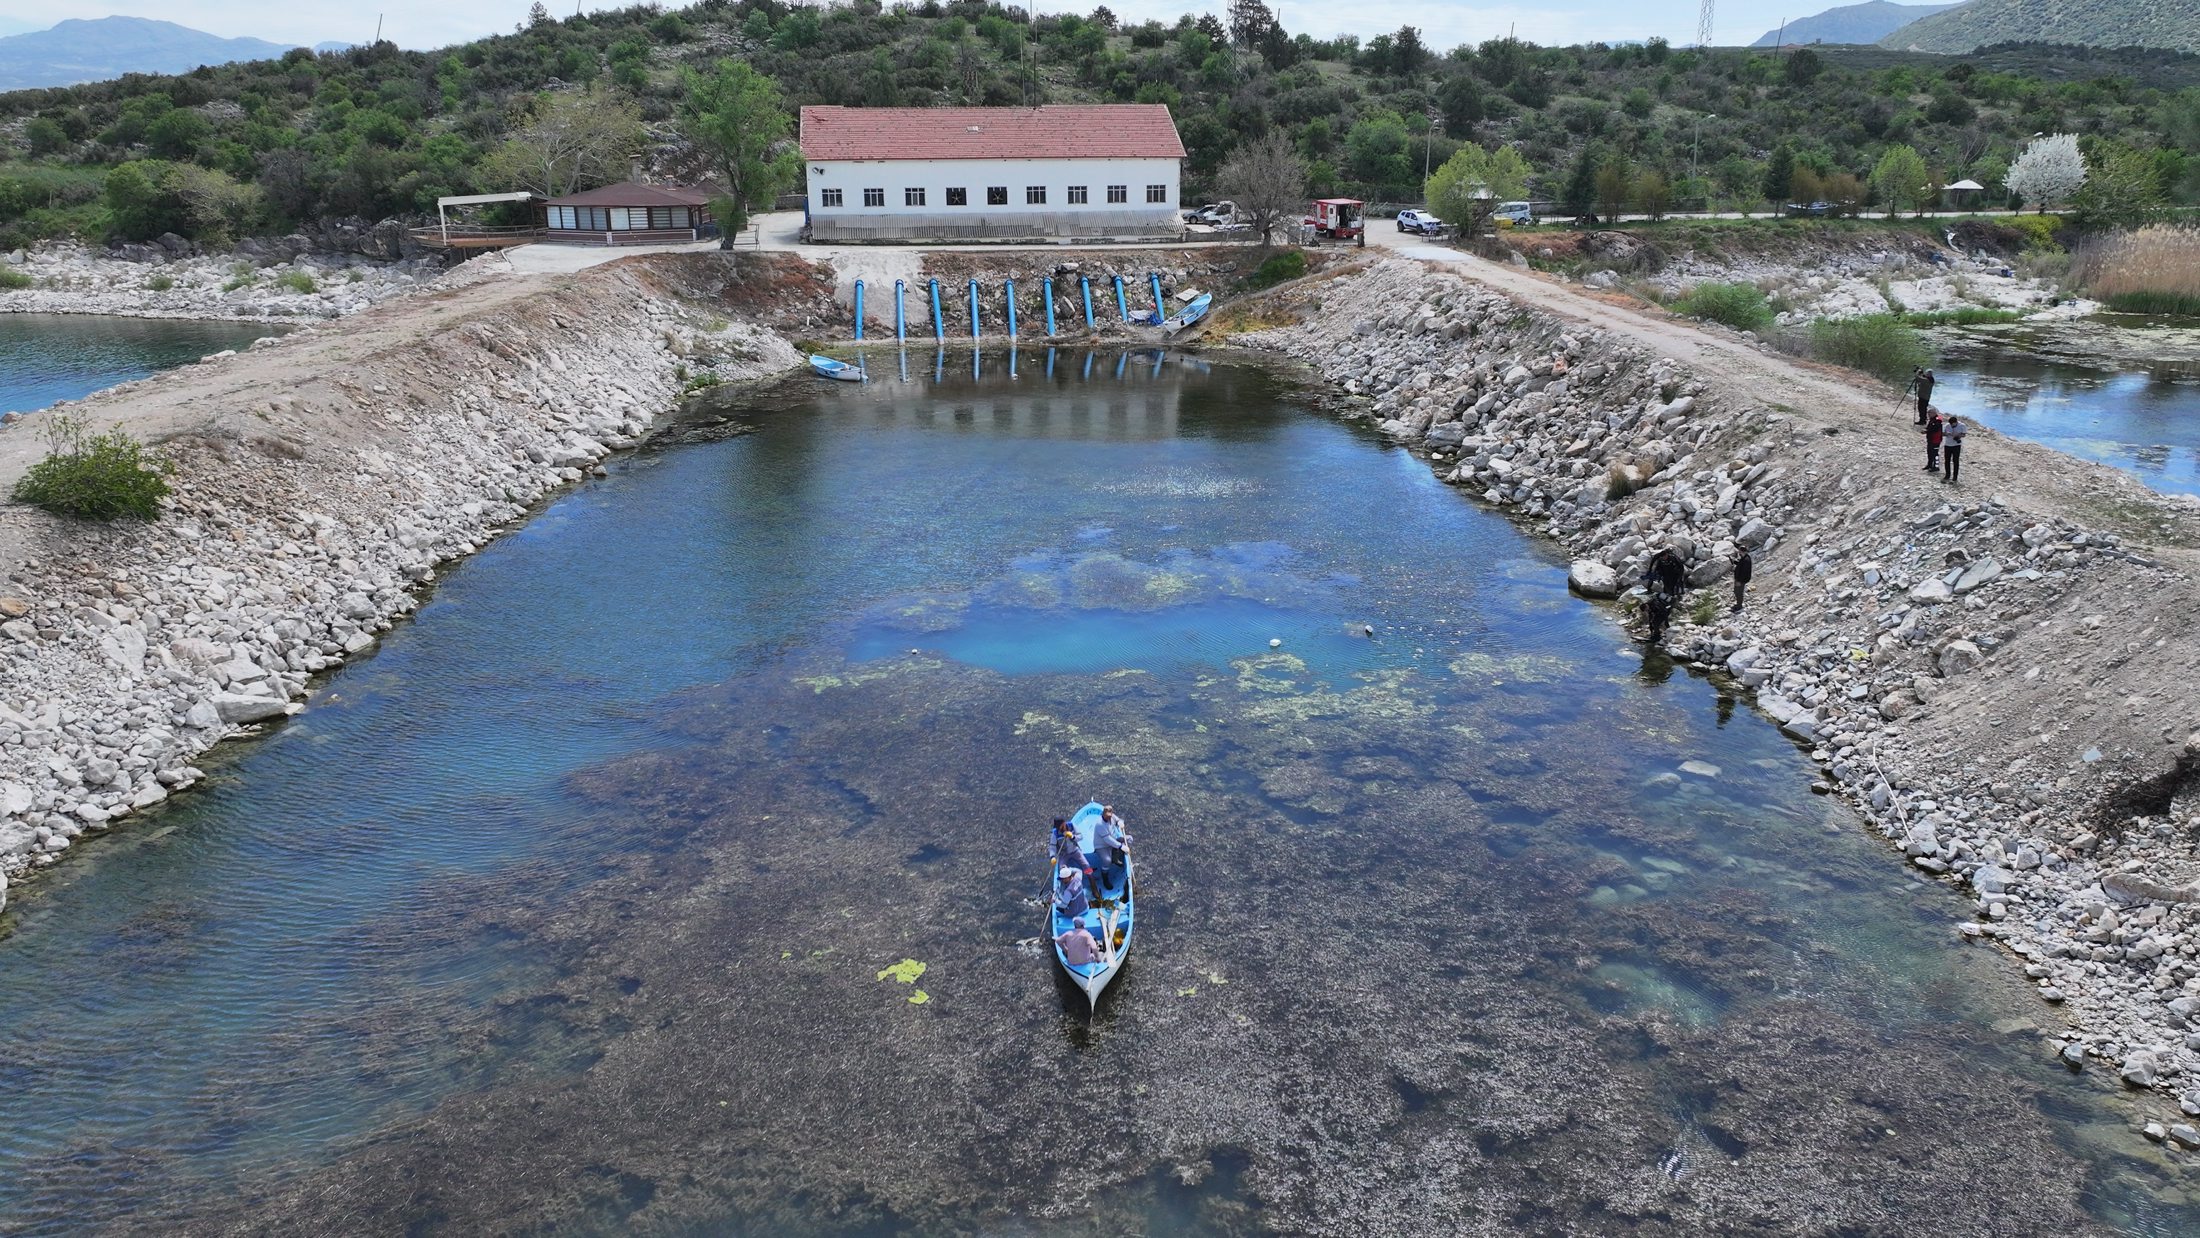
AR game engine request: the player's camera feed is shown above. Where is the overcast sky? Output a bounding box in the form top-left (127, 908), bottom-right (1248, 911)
top-left (8, 1), bottom-right (1849, 55)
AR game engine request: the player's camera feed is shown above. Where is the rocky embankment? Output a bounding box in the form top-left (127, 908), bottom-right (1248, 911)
top-left (0, 254), bottom-right (802, 912)
top-left (2, 239), bottom-right (439, 322)
top-left (1240, 258), bottom-right (2200, 1138)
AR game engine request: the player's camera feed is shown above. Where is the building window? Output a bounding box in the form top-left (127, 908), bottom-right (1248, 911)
top-left (905, 187), bottom-right (926, 207)
top-left (1106, 184), bottom-right (1127, 204)
top-left (863, 187), bottom-right (885, 207)
top-left (1025, 186), bottom-right (1047, 205)
top-left (820, 189), bottom-right (843, 208)
top-left (1067, 185), bottom-right (1088, 204)
top-left (946, 187), bottom-right (967, 206)
top-left (987, 186), bottom-right (1008, 205)
top-left (553, 206), bottom-right (609, 230)
top-left (1146, 184), bottom-right (1168, 203)
top-left (549, 206), bottom-right (574, 229)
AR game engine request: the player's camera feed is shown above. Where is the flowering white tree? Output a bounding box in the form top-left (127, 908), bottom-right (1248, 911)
top-left (2004, 133), bottom-right (2086, 213)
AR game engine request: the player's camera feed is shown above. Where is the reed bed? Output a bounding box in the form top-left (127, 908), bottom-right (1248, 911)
top-left (2078, 225), bottom-right (2200, 317)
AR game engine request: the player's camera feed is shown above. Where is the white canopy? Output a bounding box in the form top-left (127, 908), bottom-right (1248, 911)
top-left (435, 191), bottom-right (541, 207)
top-left (1944, 179), bottom-right (1986, 191)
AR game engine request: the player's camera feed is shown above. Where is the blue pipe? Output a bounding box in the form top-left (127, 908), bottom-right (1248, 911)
top-left (934, 347), bottom-right (945, 383)
top-left (897, 348), bottom-right (909, 383)
top-left (1149, 272), bottom-right (1163, 323)
top-left (929, 279), bottom-right (944, 340)
top-left (853, 280), bottom-right (865, 340)
top-left (1009, 346), bottom-right (1018, 380)
top-left (1043, 277), bottom-right (1057, 336)
top-left (968, 278), bottom-right (979, 339)
top-left (971, 348), bottom-right (980, 381)
top-left (1046, 347), bottom-right (1056, 379)
top-left (1113, 275), bottom-right (1127, 322)
top-left (1114, 351), bottom-right (1127, 379)
top-left (894, 279), bottom-right (905, 341)
top-left (1081, 277), bottom-right (1094, 328)
top-left (1005, 279), bottom-right (1018, 339)
top-left (1082, 352), bottom-right (1094, 380)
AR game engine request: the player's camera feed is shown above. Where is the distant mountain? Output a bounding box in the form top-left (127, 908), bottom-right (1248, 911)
top-left (0, 16), bottom-right (333, 91)
top-left (1751, 2), bottom-right (1963, 47)
top-left (1882, 0), bottom-right (2200, 53)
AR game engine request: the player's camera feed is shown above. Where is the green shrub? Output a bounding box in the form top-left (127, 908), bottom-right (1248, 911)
top-left (2002, 214), bottom-right (2062, 252)
top-left (275, 269), bottom-right (316, 293)
top-left (1245, 249), bottom-right (1308, 290)
top-left (0, 268), bottom-right (31, 291)
top-left (682, 370), bottom-right (723, 393)
top-left (1670, 281), bottom-right (1772, 331)
top-left (11, 413), bottom-right (174, 520)
top-left (145, 274), bottom-right (175, 291)
top-left (1806, 314), bottom-right (1932, 380)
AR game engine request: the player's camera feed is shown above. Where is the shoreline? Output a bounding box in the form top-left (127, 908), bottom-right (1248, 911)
top-left (1234, 256), bottom-right (2200, 1138)
top-left (0, 252), bottom-right (808, 913)
top-left (2, 239), bottom-right (445, 325)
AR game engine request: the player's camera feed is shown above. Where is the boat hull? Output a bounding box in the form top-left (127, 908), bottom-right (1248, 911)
top-left (808, 354), bottom-right (864, 382)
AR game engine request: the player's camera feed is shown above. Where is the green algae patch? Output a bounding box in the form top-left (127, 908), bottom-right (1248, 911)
top-left (907, 990), bottom-right (931, 1005)
top-left (877, 959), bottom-right (927, 984)
top-left (1449, 651), bottom-right (1575, 686)
top-left (795, 658), bottom-right (941, 695)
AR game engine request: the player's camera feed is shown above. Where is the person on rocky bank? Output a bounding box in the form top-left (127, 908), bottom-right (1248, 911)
top-left (1731, 547), bottom-right (1753, 613)
top-left (1942, 415), bottom-right (1966, 484)
top-left (1913, 367), bottom-right (1935, 425)
top-left (1923, 407), bottom-right (1944, 473)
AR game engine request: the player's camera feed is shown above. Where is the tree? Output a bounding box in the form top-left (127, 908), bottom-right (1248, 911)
top-left (679, 60), bottom-right (800, 245)
top-left (104, 161), bottom-right (188, 241)
top-left (482, 84), bottom-right (643, 198)
top-left (2005, 133), bottom-right (2085, 213)
top-left (24, 117), bottom-right (68, 157)
top-left (1216, 129), bottom-right (1307, 246)
top-left (1393, 26), bottom-right (1427, 75)
top-left (2070, 142), bottom-right (2167, 233)
top-left (1784, 48), bottom-right (1822, 87)
top-left (1344, 110), bottom-right (1411, 193)
top-left (1437, 75), bottom-right (1483, 134)
top-left (1594, 153), bottom-right (1632, 221)
top-left (1762, 143), bottom-right (1797, 206)
top-left (1869, 144), bottom-right (1930, 218)
top-left (1426, 141), bottom-right (1532, 237)
top-left (1636, 168), bottom-right (1672, 220)
top-left (1227, 0), bottom-right (1276, 47)
top-left (1562, 142), bottom-right (1602, 220)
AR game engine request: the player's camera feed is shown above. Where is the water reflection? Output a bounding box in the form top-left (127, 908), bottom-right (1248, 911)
top-left (1931, 314), bottom-right (2200, 495)
top-left (0, 313), bottom-right (285, 415)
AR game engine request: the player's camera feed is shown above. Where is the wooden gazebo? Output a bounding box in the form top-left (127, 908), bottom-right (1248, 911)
top-left (541, 182), bottom-right (717, 246)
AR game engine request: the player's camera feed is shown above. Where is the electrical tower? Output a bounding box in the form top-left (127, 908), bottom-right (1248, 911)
top-left (1697, 0), bottom-right (1714, 49)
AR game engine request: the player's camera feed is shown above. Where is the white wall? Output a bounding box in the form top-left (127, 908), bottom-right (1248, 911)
top-left (807, 156), bottom-right (1180, 228)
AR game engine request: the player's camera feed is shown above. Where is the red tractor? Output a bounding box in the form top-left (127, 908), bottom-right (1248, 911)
top-left (1307, 198), bottom-right (1364, 241)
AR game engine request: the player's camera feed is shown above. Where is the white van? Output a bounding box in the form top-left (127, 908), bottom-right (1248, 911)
top-left (1493, 201), bottom-right (1535, 227)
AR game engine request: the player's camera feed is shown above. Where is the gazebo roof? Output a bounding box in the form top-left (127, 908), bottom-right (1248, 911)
top-left (545, 182), bottom-right (713, 208)
top-left (1944, 179), bottom-right (1986, 191)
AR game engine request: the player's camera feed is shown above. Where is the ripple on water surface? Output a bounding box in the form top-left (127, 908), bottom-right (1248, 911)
top-left (0, 350), bottom-right (2194, 1234)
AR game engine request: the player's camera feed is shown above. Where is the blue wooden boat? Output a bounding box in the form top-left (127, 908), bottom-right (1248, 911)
top-left (1048, 801), bottom-right (1135, 1007)
top-left (1161, 292), bottom-right (1213, 335)
top-left (808, 354), bottom-right (864, 382)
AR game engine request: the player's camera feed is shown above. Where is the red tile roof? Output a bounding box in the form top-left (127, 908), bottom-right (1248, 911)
top-left (546, 182), bottom-right (713, 208)
top-left (800, 106), bottom-right (1186, 162)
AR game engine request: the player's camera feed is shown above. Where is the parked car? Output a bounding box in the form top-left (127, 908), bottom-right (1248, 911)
top-left (1191, 201), bottom-right (1240, 225)
top-left (1396, 208), bottom-right (1443, 235)
top-left (1784, 200), bottom-right (1833, 218)
top-left (1183, 203), bottom-right (1217, 223)
top-left (1492, 201), bottom-right (1535, 227)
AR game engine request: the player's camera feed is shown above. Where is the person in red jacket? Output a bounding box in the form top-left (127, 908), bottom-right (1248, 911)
top-left (1923, 407), bottom-right (1944, 473)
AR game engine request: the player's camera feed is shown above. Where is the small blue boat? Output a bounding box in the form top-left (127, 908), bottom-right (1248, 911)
top-left (1049, 801), bottom-right (1135, 1007)
top-left (1161, 291), bottom-right (1213, 335)
top-left (808, 354), bottom-right (864, 382)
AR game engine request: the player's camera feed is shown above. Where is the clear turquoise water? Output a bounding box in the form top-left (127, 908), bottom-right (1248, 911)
top-left (1931, 315), bottom-right (2200, 496)
top-left (0, 348), bottom-right (2191, 1234)
top-left (0, 313), bottom-right (283, 416)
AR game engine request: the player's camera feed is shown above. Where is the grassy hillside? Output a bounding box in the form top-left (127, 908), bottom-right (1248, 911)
top-left (1885, 0), bottom-right (2200, 55)
top-left (0, 0), bottom-right (2195, 251)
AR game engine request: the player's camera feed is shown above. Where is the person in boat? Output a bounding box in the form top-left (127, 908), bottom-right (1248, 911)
top-left (1055, 920), bottom-right (1103, 967)
top-left (1053, 866), bottom-right (1090, 921)
top-left (1091, 807), bottom-right (1132, 878)
top-left (1050, 818), bottom-right (1092, 880)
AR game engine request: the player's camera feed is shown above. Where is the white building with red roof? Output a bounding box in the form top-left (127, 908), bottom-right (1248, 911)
top-left (798, 105), bottom-right (1186, 242)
